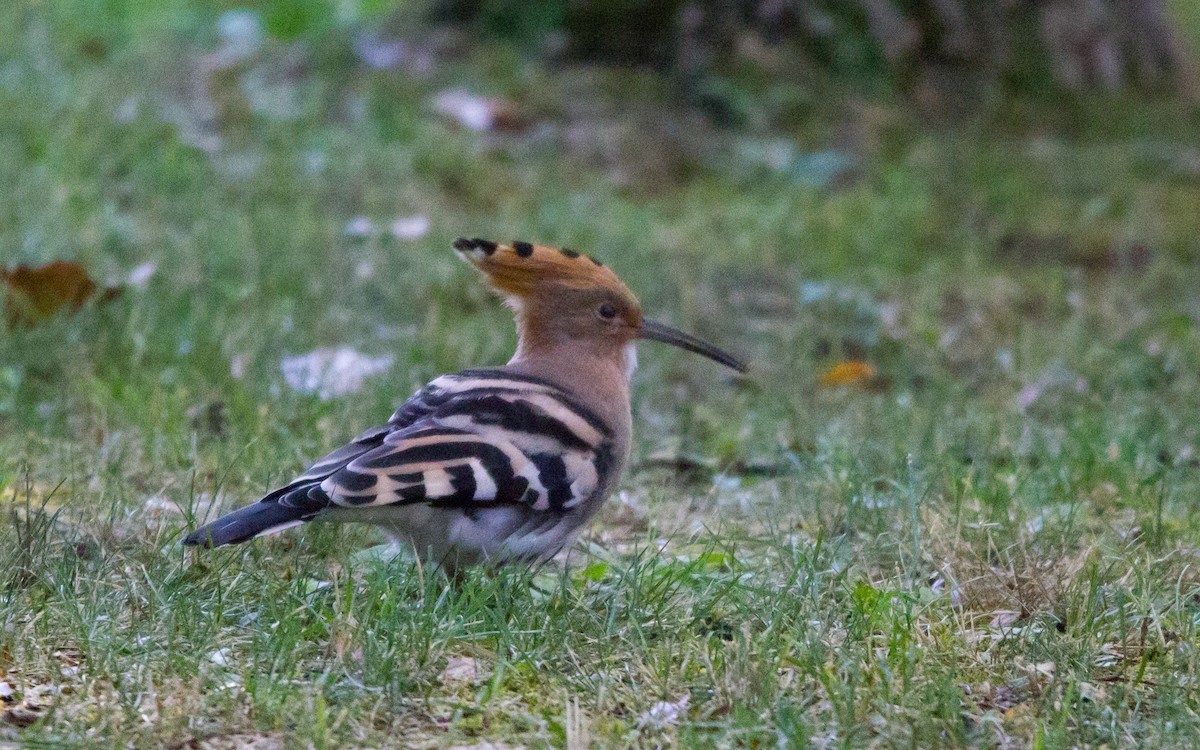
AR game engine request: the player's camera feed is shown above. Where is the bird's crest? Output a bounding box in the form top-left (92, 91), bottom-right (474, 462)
top-left (453, 238), bottom-right (635, 299)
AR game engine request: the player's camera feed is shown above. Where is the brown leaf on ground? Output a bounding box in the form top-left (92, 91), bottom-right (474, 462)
top-left (998, 231), bottom-right (1154, 273)
top-left (1, 261), bottom-right (122, 328)
top-left (0, 682), bottom-right (57, 730)
top-left (2, 704), bottom-right (40, 728)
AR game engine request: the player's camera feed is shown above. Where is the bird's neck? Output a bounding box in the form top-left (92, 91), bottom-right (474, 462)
top-left (507, 338), bottom-right (635, 393)
top-left (506, 337), bottom-right (635, 447)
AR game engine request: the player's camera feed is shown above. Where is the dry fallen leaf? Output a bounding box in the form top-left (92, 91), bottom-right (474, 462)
top-left (439, 655), bottom-right (481, 686)
top-left (1079, 681), bottom-right (1107, 703)
top-left (1018, 658), bottom-right (1056, 684)
top-left (0, 682), bottom-right (55, 729)
top-left (2, 704), bottom-right (40, 728)
top-left (818, 360), bottom-right (877, 386)
top-left (1, 261), bottom-right (122, 327)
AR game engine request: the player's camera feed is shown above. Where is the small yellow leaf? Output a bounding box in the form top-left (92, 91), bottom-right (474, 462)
top-left (818, 360), bottom-right (877, 386)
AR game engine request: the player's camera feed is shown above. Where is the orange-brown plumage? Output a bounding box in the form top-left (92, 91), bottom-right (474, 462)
top-left (453, 238), bottom-right (644, 357)
top-left (453, 238), bottom-right (622, 291)
top-left (452, 238), bottom-right (746, 376)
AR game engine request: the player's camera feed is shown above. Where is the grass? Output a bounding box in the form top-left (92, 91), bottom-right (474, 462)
top-left (3, 2), bottom-right (1200, 747)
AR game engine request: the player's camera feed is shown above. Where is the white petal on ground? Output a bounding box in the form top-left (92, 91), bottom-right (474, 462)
top-left (354, 34), bottom-right (406, 70)
top-left (344, 216), bottom-right (375, 238)
top-left (1017, 363), bottom-right (1087, 412)
top-left (433, 89), bottom-right (495, 131)
top-left (280, 347), bottom-right (395, 400)
top-left (230, 354), bottom-right (248, 380)
top-left (126, 262), bottom-right (157, 287)
top-left (390, 214), bottom-right (430, 240)
top-left (115, 96), bottom-right (139, 124)
top-left (215, 10), bottom-right (264, 64)
top-left (638, 694), bottom-right (690, 729)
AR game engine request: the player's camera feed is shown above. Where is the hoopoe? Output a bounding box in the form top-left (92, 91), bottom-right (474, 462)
top-left (184, 239), bottom-right (746, 569)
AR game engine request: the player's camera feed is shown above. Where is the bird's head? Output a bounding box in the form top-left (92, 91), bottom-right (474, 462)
top-left (454, 238), bottom-right (747, 373)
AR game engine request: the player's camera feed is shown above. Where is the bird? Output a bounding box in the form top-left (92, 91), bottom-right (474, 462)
top-left (183, 238), bottom-right (747, 571)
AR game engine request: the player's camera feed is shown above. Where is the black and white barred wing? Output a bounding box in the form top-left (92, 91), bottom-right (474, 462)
top-left (323, 372), bottom-right (614, 512)
top-left (320, 424), bottom-right (538, 508)
top-left (183, 369), bottom-right (613, 547)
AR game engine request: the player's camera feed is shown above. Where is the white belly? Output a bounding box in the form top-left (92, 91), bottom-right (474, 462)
top-left (340, 504), bottom-right (583, 569)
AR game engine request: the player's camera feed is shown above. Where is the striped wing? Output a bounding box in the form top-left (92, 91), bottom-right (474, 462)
top-left (278, 370), bottom-right (614, 515)
top-left (322, 370), bottom-right (613, 511)
top-left (185, 369), bottom-right (614, 547)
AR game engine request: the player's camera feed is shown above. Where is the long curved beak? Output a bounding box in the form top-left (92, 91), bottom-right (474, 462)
top-left (639, 319), bottom-right (749, 373)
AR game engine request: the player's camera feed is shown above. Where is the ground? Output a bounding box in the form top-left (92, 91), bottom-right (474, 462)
top-left (2, 3), bottom-right (1200, 748)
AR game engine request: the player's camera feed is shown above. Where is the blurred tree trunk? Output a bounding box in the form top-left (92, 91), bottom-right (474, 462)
top-left (435, 0), bottom-right (1197, 95)
top-left (839, 0), bottom-right (1192, 91)
top-left (668, 0), bottom-right (1198, 121)
top-left (1035, 0), bottom-right (1187, 89)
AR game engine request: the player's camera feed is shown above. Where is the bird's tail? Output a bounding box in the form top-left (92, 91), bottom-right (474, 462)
top-left (183, 500), bottom-right (311, 548)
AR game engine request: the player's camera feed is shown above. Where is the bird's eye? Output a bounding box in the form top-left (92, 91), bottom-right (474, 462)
top-left (598, 302), bottom-right (618, 320)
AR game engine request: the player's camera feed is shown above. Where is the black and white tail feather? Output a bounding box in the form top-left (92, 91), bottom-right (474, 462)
top-left (183, 369), bottom-right (614, 552)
